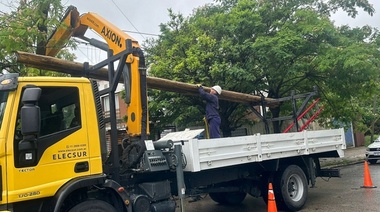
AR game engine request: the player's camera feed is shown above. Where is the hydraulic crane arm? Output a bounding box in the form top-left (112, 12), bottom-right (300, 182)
top-left (45, 6), bottom-right (79, 57)
top-left (45, 6), bottom-right (139, 56)
top-left (45, 6), bottom-right (147, 138)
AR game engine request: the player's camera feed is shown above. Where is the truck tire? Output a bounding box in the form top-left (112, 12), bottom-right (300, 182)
top-left (69, 200), bottom-right (118, 212)
top-left (274, 165), bottom-right (308, 211)
top-left (209, 191), bottom-right (246, 205)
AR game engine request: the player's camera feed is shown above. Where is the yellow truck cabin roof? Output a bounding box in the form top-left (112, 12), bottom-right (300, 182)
top-left (18, 76), bottom-right (91, 83)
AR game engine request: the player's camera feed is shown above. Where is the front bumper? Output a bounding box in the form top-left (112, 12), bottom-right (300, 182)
top-left (365, 150), bottom-right (380, 160)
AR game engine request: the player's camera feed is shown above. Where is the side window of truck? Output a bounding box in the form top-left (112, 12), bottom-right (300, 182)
top-left (39, 87), bottom-right (81, 136)
top-left (14, 86), bottom-right (81, 138)
top-left (14, 86), bottom-right (81, 168)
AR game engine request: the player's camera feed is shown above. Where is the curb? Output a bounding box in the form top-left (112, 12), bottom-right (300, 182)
top-left (320, 157), bottom-right (366, 169)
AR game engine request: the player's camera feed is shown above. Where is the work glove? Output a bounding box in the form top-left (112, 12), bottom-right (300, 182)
top-left (196, 84), bottom-right (202, 88)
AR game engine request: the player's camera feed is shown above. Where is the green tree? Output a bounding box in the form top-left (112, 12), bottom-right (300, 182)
top-left (0, 0), bottom-right (75, 76)
top-left (145, 0), bottom-right (380, 136)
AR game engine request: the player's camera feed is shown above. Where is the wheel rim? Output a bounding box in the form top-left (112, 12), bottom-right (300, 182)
top-left (286, 173), bottom-right (304, 201)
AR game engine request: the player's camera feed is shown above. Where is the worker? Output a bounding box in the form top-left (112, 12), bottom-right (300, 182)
top-left (197, 84), bottom-right (222, 138)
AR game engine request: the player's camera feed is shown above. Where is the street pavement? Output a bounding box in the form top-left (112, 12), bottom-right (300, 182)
top-left (320, 145), bottom-right (366, 168)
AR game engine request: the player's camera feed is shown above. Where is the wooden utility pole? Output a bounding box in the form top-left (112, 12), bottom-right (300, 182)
top-left (15, 51), bottom-right (276, 105)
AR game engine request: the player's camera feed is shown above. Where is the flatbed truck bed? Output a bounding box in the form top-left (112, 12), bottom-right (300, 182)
top-left (161, 128), bottom-right (345, 172)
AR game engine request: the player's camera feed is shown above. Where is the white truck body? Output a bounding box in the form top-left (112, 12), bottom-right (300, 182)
top-left (160, 128), bottom-right (346, 172)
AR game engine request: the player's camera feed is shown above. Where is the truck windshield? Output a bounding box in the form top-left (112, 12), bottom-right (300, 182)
top-left (0, 91), bottom-right (9, 129)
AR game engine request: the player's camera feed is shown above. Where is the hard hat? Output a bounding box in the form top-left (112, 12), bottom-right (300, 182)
top-left (212, 85), bottom-right (222, 95)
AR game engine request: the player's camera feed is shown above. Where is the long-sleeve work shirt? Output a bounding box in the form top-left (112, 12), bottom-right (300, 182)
top-left (199, 87), bottom-right (219, 120)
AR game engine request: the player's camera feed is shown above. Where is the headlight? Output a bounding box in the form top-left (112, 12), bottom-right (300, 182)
top-left (366, 148), bottom-right (370, 151)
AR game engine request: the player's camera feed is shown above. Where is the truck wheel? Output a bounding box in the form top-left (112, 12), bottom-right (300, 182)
top-left (209, 192), bottom-right (225, 204)
top-left (209, 192), bottom-right (246, 205)
top-left (274, 165), bottom-right (308, 211)
top-left (69, 200), bottom-right (118, 212)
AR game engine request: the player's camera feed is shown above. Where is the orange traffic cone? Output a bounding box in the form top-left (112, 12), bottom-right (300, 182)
top-left (361, 161), bottom-right (377, 188)
top-left (268, 182), bottom-right (278, 212)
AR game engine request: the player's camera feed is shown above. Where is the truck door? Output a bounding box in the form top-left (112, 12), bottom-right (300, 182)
top-left (0, 90), bottom-right (15, 207)
top-left (6, 82), bottom-right (95, 205)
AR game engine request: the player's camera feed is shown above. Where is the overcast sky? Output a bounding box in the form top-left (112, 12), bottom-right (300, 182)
top-left (62, 0), bottom-right (380, 38)
top-left (63, 0), bottom-right (214, 40)
top-left (60, 0), bottom-right (380, 63)
top-left (1, 0), bottom-right (380, 62)
top-left (62, 0), bottom-right (215, 62)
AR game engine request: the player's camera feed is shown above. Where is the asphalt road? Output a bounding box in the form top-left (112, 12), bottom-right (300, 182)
top-left (176, 162), bottom-right (380, 212)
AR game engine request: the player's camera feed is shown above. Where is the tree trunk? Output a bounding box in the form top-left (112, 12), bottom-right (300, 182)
top-left (15, 51), bottom-right (278, 106)
top-left (270, 107), bottom-right (281, 133)
top-left (220, 116), bottom-right (232, 137)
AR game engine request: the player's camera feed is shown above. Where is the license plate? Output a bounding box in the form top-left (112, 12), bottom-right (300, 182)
top-left (374, 152), bottom-right (380, 156)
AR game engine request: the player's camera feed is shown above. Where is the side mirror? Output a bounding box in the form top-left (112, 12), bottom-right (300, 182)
top-left (21, 87), bottom-right (41, 136)
top-left (18, 87), bottom-right (41, 167)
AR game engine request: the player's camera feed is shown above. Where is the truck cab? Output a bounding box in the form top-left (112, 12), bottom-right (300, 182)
top-left (0, 73), bottom-right (106, 211)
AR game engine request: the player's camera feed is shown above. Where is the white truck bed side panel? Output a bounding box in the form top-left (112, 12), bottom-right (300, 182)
top-left (175, 129), bottom-right (346, 172)
top-left (305, 128), bottom-right (346, 157)
top-left (197, 136), bottom-right (261, 171)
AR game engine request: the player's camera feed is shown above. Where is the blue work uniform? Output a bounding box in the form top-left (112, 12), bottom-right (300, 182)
top-left (199, 87), bottom-right (221, 138)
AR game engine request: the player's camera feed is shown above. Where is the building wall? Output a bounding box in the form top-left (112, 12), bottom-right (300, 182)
top-left (97, 79), bottom-right (128, 131)
top-left (118, 92), bottom-right (127, 124)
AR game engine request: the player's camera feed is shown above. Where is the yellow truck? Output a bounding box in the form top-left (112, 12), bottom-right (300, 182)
top-left (0, 6), bottom-right (346, 212)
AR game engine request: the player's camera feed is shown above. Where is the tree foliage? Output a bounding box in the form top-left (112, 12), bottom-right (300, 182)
top-left (144, 0), bottom-right (380, 136)
top-left (0, 0), bottom-right (75, 76)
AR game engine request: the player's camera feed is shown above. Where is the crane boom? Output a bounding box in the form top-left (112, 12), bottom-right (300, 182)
top-left (45, 6), bottom-right (146, 138)
top-left (45, 6), bottom-right (139, 57)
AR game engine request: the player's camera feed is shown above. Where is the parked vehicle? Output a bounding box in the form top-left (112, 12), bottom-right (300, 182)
top-left (366, 137), bottom-right (380, 164)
